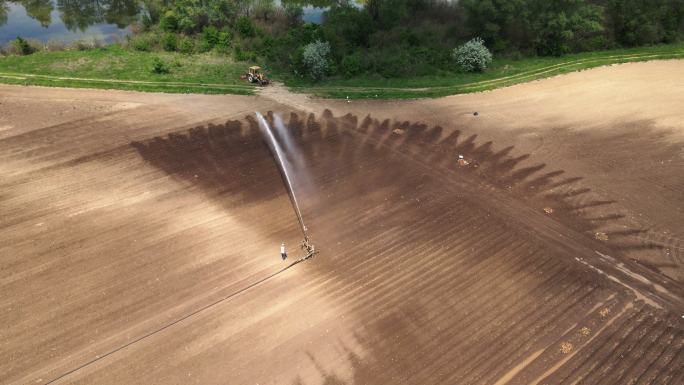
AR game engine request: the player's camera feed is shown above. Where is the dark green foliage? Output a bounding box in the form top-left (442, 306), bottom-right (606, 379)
top-left (151, 57), bottom-right (170, 74)
top-left (162, 33), bottom-right (177, 51)
top-left (461, 0), bottom-right (606, 55)
top-left (159, 10), bottom-right (178, 32)
top-left (604, 0), bottom-right (684, 46)
top-left (528, 0), bottom-right (605, 56)
top-left (178, 36), bottom-right (195, 54)
top-left (13, 36), bottom-right (35, 55)
top-left (321, 6), bottom-right (374, 51)
top-left (126, 0), bottom-right (684, 81)
top-left (341, 52), bottom-right (364, 77)
top-left (236, 16), bottom-right (256, 38)
top-left (283, 2), bottom-right (304, 26)
top-left (132, 37), bottom-right (151, 51)
top-left (216, 31), bottom-right (233, 52)
top-left (233, 44), bottom-right (256, 62)
top-left (461, 0), bottom-right (684, 55)
top-left (200, 25), bottom-right (220, 51)
top-left (460, 0), bottom-right (526, 52)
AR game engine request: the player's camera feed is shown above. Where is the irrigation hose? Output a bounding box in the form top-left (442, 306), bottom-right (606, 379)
top-left (43, 253), bottom-right (314, 385)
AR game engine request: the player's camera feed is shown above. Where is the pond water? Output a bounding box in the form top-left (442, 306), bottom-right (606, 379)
top-left (0, 0), bottom-right (140, 45)
top-left (0, 0), bottom-right (339, 46)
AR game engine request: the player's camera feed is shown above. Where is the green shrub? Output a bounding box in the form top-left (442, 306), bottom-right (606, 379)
top-left (151, 57), bottom-right (170, 74)
top-left (258, 35), bottom-right (276, 59)
top-left (162, 33), bottom-right (178, 51)
top-left (371, 49), bottom-right (414, 77)
top-left (160, 10), bottom-right (179, 32)
top-left (131, 36), bottom-right (152, 52)
top-left (198, 40), bottom-right (211, 53)
top-left (217, 31), bottom-right (232, 51)
top-left (236, 16), bottom-right (256, 37)
top-left (178, 36), bottom-right (195, 54)
top-left (12, 37), bottom-right (35, 55)
top-left (178, 16), bottom-right (196, 33)
top-left (452, 37), bottom-right (493, 72)
top-left (233, 44), bottom-right (256, 61)
top-left (341, 52), bottom-right (364, 77)
top-left (199, 26), bottom-right (220, 51)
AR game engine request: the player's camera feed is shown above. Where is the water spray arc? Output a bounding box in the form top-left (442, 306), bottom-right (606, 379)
top-left (255, 112), bottom-right (316, 259)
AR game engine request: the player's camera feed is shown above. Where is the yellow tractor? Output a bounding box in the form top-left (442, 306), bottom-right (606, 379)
top-left (243, 66), bottom-right (269, 86)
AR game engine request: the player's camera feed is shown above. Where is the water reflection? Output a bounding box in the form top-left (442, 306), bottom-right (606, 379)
top-left (16, 0), bottom-right (53, 27)
top-left (1, 0), bottom-right (140, 30)
top-left (0, 0), bottom-right (358, 45)
top-left (0, 0), bottom-right (140, 44)
top-left (57, 0), bottom-right (140, 30)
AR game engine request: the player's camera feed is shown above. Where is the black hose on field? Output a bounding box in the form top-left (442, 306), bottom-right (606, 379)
top-left (44, 256), bottom-right (310, 385)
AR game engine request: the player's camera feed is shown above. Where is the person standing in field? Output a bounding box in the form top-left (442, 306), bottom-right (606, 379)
top-left (281, 243), bottom-right (287, 260)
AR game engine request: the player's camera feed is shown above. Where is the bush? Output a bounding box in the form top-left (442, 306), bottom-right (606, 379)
top-left (160, 10), bottom-right (179, 32)
top-left (151, 57), bottom-right (170, 74)
top-left (12, 37), bottom-right (36, 55)
top-left (302, 40), bottom-right (331, 80)
top-left (131, 35), bottom-right (152, 51)
top-left (178, 36), bottom-right (195, 54)
top-left (233, 44), bottom-right (256, 61)
top-left (452, 37), bottom-right (493, 72)
top-left (177, 16), bottom-right (196, 33)
top-left (216, 31), bottom-right (232, 52)
top-left (367, 48), bottom-right (415, 77)
top-left (199, 26), bottom-right (219, 51)
top-left (236, 16), bottom-right (256, 38)
top-left (162, 33), bottom-right (177, 51)
top-left (340, 52), bottom-right (364, 77)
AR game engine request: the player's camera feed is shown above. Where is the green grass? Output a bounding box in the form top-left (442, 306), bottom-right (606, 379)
top-left (1, 42), bottom-right (683, 98)
top-left (0, 45), bottom-right (255, 95)
top-left (278, 42), bottom-right (684, 99)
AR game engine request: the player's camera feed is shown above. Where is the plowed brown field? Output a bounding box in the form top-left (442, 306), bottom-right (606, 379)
top-left (2, 60), bottom-right (684, 385)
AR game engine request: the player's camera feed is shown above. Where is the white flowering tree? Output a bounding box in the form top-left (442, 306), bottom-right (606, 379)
top-left (452, 37), bottom-right (493, 72)
top-left (302, 40), bottom-right (331, 80)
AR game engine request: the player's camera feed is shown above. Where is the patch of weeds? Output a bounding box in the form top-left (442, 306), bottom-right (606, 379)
top-left (12, 37), bottom-right (36, 55)
top-left (151, 57), bottom-right (170, 74)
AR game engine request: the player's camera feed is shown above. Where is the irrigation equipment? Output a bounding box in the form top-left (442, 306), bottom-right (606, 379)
top-left (255, 112), bottom-right (316, 260)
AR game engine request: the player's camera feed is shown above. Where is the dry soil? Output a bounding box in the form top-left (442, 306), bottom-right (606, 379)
top-left (1, 60), bottom-right (684, 385)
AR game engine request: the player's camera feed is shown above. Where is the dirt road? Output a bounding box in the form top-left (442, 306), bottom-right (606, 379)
top-left (1, 60), bottom-right (683, 385)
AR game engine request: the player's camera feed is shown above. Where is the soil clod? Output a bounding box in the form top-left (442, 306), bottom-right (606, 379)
top-left (595, 232), bottom-right (609, 241)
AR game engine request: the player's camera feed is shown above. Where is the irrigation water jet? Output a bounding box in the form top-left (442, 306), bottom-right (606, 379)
top-left (255, 112), bottom-right (315, 259)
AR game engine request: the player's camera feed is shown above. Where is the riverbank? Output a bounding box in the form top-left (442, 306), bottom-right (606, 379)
top-left (1, 42), bottom-right (683, 98)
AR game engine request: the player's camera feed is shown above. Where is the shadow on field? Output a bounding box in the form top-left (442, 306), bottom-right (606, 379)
top-left (131, 119), bottom-right (282, 206)
top-left (317, 111), bottom-right (675, 260)
top-left (129, 111), bottom-right (683, 384)
top-left (129, 110), bottom-right (677, 275)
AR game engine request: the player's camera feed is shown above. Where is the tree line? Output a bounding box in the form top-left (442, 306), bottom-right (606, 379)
top-left (137, 0), bottom-right (684, 78)
top-left (4, 0), bottom-right (684, 79)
